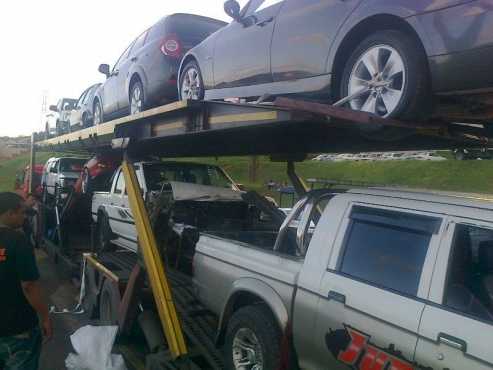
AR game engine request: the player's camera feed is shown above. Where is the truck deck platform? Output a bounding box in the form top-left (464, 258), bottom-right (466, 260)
top-left (35, 98), bottom-right (491, 157)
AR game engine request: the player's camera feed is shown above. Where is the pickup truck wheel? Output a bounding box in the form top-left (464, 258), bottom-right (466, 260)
top-left (225, 305), bottom-right (281, 370)
top-left (99, 279), bottom-right (120, 325)
top-left (96, 214), bottom-right (114, 253)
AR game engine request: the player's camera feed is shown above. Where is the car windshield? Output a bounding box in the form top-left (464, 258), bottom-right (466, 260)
top-left (144, 163), bottom-right (234, 191)
top-left (59, 158), bottom-right (86, 172)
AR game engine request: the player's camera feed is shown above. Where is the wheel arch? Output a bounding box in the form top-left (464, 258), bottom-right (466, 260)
top-left (216, 278), bottom-right (289, 345)
top-left (329, 13), bottom-right (431, 100)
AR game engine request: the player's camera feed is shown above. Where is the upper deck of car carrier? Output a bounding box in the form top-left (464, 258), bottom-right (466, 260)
top-left (34, 98), bottom-right (492, 158)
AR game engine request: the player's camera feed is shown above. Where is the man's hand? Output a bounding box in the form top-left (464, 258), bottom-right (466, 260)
top-left (41, 315), bottom-right (53, 343)
top-left (21, 280), bottom-right (52, 342)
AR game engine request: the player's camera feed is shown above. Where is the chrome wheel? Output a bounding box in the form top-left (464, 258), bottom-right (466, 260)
top-left (93, 102), bottom-right (102, 125)
top-left (181, 67), bottom-right (202, 100)
top-left (130, 84), bottom-right (143, 115)
top-left (347, 45), bottom-right (406, 117)
top-left (232, 328), bottom-right (263, 370)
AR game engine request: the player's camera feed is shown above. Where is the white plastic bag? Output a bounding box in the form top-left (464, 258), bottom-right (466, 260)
top-left (65, 325), bottom-right (127, 370)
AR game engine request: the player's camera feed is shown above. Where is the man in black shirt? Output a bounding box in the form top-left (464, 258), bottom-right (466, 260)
top-left (0, 192), bottom-right (52, 370)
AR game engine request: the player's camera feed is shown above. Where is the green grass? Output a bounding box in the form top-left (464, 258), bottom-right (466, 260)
top-left (2, 152), bottom-right (493, 202)
top-left (0, 152), bottom-right (54, 192)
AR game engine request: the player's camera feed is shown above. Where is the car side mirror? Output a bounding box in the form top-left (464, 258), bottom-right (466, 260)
top-left (50, 167), bottom-right (58, 174)
top-left (98, 63), bottom-right (110, 78)
top-left (224, 0), bottom-right (243, 23)
top-left (49, 105), bottom-right (58, 112)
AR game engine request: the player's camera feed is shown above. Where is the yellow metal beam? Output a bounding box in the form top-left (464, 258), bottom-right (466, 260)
top-left (121, 160), bottom-right (188, 359)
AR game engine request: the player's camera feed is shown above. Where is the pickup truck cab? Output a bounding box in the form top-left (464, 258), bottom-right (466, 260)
top-left (193, 188), bottom-right (493, 370)
top-left (92, 161), bottom-right (244, 253)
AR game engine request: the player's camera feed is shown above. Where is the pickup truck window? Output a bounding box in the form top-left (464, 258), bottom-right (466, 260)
top-left (339, 207), bottom-right (439, 296)
top-left (114, 171), bottom-right (125, 194)
top-left (444, 224), bottom-right (493, 323)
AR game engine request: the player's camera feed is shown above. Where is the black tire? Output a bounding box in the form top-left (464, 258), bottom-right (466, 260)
top-left (96, 213), bottom-right (114, 253)
top-left (99, 279), bottom-right (121, 326)
top-left (82, 112), bottom-right (92, 128)
top-left (340, 30), bottom-right (431, 141)
top-left (454, 149), bottom-right (466, 161)
top-left (129, 79), bottom-right (146, 115)
top-left (179, 60), bottom-right (205, 101)
top-left (93, 99), bottom-right (103, 125)
top-left (341, 30), bottom-right (431, 120)
top-left (224, 305), bottom-right (281, 370)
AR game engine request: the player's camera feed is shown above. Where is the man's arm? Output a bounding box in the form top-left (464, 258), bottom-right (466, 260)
top-left (21, 281), bottom-right (52, 341)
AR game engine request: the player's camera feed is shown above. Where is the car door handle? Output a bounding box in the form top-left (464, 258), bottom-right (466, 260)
top-left (327, 290), bottom-right (346, 304)
top-left (131, 57), bottom-right (137, 62)
top-left (438, 333), bottom-right (467, 352)
top-left (256, 17), bottom-right (274, 27)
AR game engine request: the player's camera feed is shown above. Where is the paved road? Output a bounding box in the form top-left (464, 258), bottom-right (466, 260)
top-left (37, 250), bottom-right (93, 370)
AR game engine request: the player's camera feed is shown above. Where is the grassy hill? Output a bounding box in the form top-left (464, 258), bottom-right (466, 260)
top-left (2, 152), bottom-right (493, 201)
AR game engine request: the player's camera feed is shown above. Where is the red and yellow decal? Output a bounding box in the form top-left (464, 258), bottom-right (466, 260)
top-left (326, 326), bottom-right (414, 370)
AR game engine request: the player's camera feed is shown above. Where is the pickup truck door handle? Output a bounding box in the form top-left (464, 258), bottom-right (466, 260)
top-left (327, 290), bottom-right (346, 304)
top-left (438, 333), bottom-right (467, 352)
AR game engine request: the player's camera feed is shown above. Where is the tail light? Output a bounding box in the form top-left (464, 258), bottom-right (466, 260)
top-left (160, 34), bottom-right (182, 58)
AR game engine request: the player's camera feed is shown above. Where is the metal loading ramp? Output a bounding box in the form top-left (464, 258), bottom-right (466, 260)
top-left (35, 98), bottom-right (491, 157)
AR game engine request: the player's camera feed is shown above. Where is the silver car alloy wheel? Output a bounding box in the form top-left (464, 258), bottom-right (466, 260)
top-left (348, 44), bottom-right (406, 117)
top-left (130, 85), bottom-right (143, 115)
top-left (93, 103), bottom-right (102, 125)
top-left (181, 67), bottom-right (202, 100)
top-left (232, 328), bottom-right (264, 370)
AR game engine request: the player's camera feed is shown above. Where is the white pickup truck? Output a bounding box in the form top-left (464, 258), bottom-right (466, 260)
top-left (192, 188), bottom-right (493, 370)
top-left (91, 161), bottom-right (246, 253)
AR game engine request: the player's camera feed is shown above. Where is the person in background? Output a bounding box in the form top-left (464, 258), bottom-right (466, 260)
top-left (0, 192), bottom-right (52, 370)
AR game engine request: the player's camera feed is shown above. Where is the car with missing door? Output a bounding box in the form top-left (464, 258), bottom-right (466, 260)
top-left (91, 161), bottom-right (244, 253)
top-left (179, 0), bottom-right (493, 121)
top-left (93, 14), bottom-right (226, 124)
top-left (191, 188), bottom-right (493, 369)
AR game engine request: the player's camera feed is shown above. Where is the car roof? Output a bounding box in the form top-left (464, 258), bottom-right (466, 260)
top-left (165, 13), bottom-right (227, 26)
top-left (346, 187), bottom-right (493, 211)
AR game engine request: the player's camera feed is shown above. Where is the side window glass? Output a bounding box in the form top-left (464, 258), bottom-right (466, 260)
top-left (113, 41), bottom-right (134, 72)
top-left (130, 29), bottom-right (149, 56)
top-left (339, 206), bottom-right (440, 297)
top-left (444, 224), bottom-right (493, 322)
top-left (77, 90), bottom-right (87, 108)
top-left (147, 22), bottom-right (164, 43)
top-left (114, 171), bottom-right (125, 195)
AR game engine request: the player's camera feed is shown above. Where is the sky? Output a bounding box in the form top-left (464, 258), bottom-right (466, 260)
top-left (0, 0), bottom-right (231, 137)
